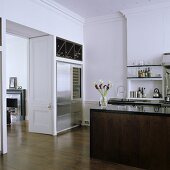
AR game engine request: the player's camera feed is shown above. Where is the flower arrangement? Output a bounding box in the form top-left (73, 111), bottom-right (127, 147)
top-left (94, 80), bottom-right (112, 108)
top-left (94, 80), bottom-right (112, 97)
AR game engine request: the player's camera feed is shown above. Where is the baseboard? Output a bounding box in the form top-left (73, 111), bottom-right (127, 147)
top-left (81, 123), bottom-right (90, 127)
top-left (25, 115), bottom-right (28, 121)
top-left (57, 125), bottom-right (80, 134)
top-left (82, 120), bottom-right (90, 126)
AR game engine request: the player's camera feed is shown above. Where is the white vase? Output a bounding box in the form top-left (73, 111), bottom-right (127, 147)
top-left (100, 96), bottom-right (107, 109)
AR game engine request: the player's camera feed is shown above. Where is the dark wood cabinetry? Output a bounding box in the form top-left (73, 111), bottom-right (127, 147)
top-left (56, 37), bottom-right (82, 61)
top-left (90, 110), bottom-right (170, 170)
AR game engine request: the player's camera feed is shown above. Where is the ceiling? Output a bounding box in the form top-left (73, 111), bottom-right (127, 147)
top-left (51, 0), bottom-right (169, 18)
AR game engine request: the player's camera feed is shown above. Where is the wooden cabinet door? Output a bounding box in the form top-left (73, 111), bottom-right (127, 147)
top-left (148, 116), bottom-right (170, 170)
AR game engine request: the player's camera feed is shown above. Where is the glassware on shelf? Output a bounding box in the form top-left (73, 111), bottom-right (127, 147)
top-left (117, 86), bottom-right (125, 99)
top-left (139, 60), bottom-right (144, 65)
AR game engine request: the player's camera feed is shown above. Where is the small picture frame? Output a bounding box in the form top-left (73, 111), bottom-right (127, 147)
top-left (9, 77), bottom-right (17, 89)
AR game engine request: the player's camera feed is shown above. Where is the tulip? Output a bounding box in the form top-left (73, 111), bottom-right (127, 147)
top-left (94, 80), bottom-right (112, 97)
top-left (95, 84), bottom-right (99, 89)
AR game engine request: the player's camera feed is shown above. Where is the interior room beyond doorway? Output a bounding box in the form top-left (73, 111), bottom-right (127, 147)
top-left (6, 34), bottom-right (28, 124)
top-left (6, 20), bottom-right (48, 128)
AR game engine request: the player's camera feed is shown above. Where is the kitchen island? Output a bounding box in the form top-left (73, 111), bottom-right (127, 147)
top-left (90, 105), bottom-right (170, 170)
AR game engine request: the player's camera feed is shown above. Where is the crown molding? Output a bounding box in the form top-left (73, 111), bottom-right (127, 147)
top-left (29, 0), bottom-right (85, 24)
top-left (121, 2), bottom-right (170, 17)
top-left (85, 12), bottom-right (124, 24)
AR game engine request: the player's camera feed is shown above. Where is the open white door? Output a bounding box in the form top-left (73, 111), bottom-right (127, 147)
top-left (29, 35), bottom-right (56, 135)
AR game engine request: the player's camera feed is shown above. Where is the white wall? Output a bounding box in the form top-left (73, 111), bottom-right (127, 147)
top-left (83, 4), bottom-right (170, 106)
top-left (127, 10), bottom-right (163, 65)
top-left (4, 0), bottom-right (170, 127)
top-left (0, 0), bottom-right (3, 16)
top-left (4, 0), bottom-right (83, 44)
top-left (126, 6), bottom-right (170, 65)
top-left (83, 4), bottom-right (170, 123)
top-left (6, 34), bottom-right (28, 89)
top-left (124, 5), bottom-right (170, 99)
top-left (164, 8), bottom-right (170, 52)
top-left (83, 15), bottom-right (127, 124)
top-left (3, 0), bottom-right (83, 129)
top-left (84, 16), bottom-right (127, 101)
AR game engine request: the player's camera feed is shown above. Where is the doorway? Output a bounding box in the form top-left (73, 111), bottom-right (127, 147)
top-left (6, 34), bottom-right (28, 125)
top-left (6, 20), bottom-right (56, 134)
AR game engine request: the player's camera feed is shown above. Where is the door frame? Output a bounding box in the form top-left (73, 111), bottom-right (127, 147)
top-left (1, 17), bottom-right (7, 154)
top-left (1, 23), bottom-right (57, 154)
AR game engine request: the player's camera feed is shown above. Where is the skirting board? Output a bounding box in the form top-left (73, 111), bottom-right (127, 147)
top-left (82, 101), bottom-right (98, 126)
top-left (57, 125), bottom-right (80, 134)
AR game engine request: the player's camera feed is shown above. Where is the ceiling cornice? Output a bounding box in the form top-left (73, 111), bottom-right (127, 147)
top-left (121, 2), bottom-right (170, 17)
top-left (30, 0), bottom-right (124, 24)
top-left (29, 0), bottom-right (85, 24)
top-left (85, 12), bottom-right (124, 24)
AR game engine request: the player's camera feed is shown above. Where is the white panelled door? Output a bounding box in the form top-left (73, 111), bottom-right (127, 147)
top-left (29, 35), bottom-right (55, 135)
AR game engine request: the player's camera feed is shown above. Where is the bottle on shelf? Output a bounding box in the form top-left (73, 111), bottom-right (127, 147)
top-left (145, 68), bottom-right (148, 77)
top-left (138, 69), bottom-right (144, 78)
top-left (142, 70), bottom-right (145, 77)
top-left (137, 67), bottom-right (152, 78)
top-left (148, 67), bottom-right (151, 77)
top-left (137, 87), bottom-right (143, 98)
top-left (138, 68), bottom-right (141, 78)
top-left (142, 87), bottom-right (146, 98)
top-left (137, 87), bottom-right (146, 98)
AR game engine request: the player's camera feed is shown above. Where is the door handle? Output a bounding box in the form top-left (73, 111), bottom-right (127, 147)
top-left (48, 104), bottom-right (52, 110)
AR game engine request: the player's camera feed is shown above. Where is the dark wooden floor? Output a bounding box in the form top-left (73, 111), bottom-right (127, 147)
top-left (0, 122), bottom-right (144, 170)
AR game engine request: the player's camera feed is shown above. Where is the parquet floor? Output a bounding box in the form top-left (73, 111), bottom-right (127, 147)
top-left (0, 122), bottom-right (144, 170)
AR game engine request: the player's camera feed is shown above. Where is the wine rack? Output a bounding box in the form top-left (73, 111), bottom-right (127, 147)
top-left (66, 41), bottom-right (74, 59)
top-left (56, 37), bottom-right (82, 61)
top-left (73, 67), bottom-right (81, 99)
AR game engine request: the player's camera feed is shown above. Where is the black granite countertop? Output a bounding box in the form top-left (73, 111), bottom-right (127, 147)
top-left (108, 98), bottom-right (163, 106)
top-left (90, 104), bottom-right (170, 116)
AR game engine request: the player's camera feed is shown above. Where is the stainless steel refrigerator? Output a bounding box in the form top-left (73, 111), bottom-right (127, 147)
top-left (57, 61), bottom-right (82, 132)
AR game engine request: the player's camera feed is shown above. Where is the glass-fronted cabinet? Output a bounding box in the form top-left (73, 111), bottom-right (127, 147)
top-left (72, 67), bottom-right (81, 99)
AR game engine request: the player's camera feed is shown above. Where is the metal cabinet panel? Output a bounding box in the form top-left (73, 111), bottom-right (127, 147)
top-left (57, 62), bottom-right (82, 133)
top-left (71, 100), bottom-right (82, 126)
top-left (57, 62), bottom-right (71, 132)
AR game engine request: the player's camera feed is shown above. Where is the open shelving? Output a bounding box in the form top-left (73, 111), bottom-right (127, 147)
top-left (127, 64), bottom-right (162, 67)
top-left (127, 77), bottom-right (163, 81)
top-left (127, 64), bottom-right (164, 100)
top-left (127, 97), bottom-right (164, 101)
